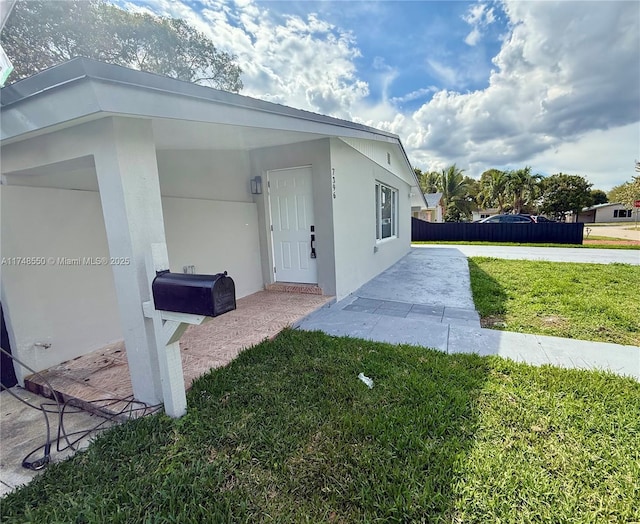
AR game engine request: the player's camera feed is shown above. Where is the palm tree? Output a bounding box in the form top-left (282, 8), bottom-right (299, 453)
top-left (505, 167), bottom-right (542, 214)
top-left (479, 169), bottom-right (508, 212)
top-left (438, 164), bottom-right (467, 208)
top-left (437, 164), bottom-right (471, 221)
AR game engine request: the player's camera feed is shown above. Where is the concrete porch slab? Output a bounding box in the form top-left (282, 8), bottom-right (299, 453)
top-left (24, 291), bottom-right (334, 415)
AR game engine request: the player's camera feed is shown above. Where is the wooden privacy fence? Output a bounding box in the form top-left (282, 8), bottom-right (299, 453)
top-left (411, 218), bottom-right (584, 244)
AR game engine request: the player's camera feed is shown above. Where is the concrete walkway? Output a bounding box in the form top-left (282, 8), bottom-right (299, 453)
top-left (296, 247), bottom-right (639, 380)
top-left (1, 387), bottom-right (116, 497)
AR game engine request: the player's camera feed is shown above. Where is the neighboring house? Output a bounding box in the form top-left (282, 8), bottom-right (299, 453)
top-left (0, 58), bottom-right (424, 408)
top-left (577, 203), bottom-right (636, 223)
top-left (410, 192), bottom-right (444, 222)
top-left (472, 208), bottom-right (500, 222)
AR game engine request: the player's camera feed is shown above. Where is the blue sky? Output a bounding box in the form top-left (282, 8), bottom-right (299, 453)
top-left (122, 0), bottom-right (639, 190)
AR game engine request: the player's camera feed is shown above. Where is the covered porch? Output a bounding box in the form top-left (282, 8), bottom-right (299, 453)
top-left (24, 289), bottom-right (333, 416)
top-left (0, 58), bottom-right (340, 416)
top-left (1, 58), bottom-right (420, 417)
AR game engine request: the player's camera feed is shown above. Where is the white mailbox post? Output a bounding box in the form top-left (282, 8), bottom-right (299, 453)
top-left (142, 243), bottom-right (211, 418)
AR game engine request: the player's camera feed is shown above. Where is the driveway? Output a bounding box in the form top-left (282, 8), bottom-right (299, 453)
top-left (354, 247), bottom-right (475, 308)
top-left (296, 247), bottom-right (639, 380)
top-left (416, 244), bottom-right (639, 264)
top-left (587, 224), bottom-right (639, 241)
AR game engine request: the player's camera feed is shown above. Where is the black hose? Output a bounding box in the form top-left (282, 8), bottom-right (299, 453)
top-left (1, 345), bottom-right (162, 471)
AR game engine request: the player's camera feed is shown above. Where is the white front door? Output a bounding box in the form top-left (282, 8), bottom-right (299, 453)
top-left (269, 166), bottom-right (317, 284)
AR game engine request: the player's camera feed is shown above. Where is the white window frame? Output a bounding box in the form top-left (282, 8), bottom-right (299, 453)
top-left (375, 182), bottom-right (398, 241)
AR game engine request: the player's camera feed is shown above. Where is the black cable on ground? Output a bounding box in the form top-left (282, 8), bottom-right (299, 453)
top-left (1, 345), bottom-right (163, 470)
top-left (1, 345), bottom-right (62, 470)
top-left (17, 397), bottom-right (163, 467)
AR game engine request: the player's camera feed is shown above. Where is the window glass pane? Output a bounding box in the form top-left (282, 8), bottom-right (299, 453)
top-left (381, 186), bottom-right (392, 238)
top-left (392, 191), bottom-right (397, 235)
top-left (375, 184), bottom-right (380, 239)
top-left (375, 182), bottom-right (397, 241)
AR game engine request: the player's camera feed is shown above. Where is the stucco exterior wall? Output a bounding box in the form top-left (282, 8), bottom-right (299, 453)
top-left (577, 204), bottom-right (636, 223)
top-left (249, 139), bottom-right (336, 295)
top-left (1, 185), bottom-right (122, 381)
top-left (156, 150), bottom-right (252, 202)
top-left (1, 167), bottom-right (264, 379)
top-left (330, 138), bottom-right (411, 300)
top-left (340, 137), bottom-right (414, 186)
top-left (162, 197), bottom-right (263, 298)
top-left (594, 205), bottom-right (635, 223)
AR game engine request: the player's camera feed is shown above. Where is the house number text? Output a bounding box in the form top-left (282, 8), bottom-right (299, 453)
top-left (332, 171), bottom-right (336, 199)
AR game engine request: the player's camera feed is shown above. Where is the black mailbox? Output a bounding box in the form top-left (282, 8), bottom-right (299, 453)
top-left (152, 271), bottom-right (236, 317)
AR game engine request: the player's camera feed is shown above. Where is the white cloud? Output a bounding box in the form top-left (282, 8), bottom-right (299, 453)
top-left (408, 0), bottom-right (640, 182)
top-left (528, 123), bottom-right (640, 191)
top-left (391, 87), bottom-right (438, 105)
top-left (117, 0), bottom-right (639, 189)
top-left (463, 3), bottom-right (496, 46)
top-left (126, 0), bottom-right (369, 118)
top-left (464, 27), bottom-right (482, 46)
top-left (426, 59), bottom-right (462, 88)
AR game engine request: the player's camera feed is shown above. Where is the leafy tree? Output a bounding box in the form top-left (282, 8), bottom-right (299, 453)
top-left (1, 0), bottom-right (243, 91)
top-left (414, 168), bottom-right (439, 194)
top-left (608, 176), bottom-right (640, 208)
top-left (443, 202), bottom-right (466, 223)
top-left (589, 189), bottom-right (608, 206)
top-left (540, 173), bottom-right (593, 221)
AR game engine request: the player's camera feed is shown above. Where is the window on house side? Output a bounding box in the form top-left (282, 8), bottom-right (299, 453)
top-left (614, 210), bottom-right (619, 218)
top-left (376, 182), bottom-right (398, 240)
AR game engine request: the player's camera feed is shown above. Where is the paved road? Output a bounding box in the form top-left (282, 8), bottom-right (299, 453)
top-left (414, 244), bottom-right (640, 265)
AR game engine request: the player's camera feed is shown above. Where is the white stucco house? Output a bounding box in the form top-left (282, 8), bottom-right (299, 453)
top-left (0, 58), bottom-right (424, 413)
top-left (577, 202), bottom-right (637, 223)
top-left (410, 192), bottom-right (444, 222)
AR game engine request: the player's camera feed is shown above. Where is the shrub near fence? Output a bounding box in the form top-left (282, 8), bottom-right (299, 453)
top-left (411, 218), bottom-right (584, 244)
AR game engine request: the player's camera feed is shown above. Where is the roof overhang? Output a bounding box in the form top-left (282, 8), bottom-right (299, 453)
top-left (1, 57), bottom-right (400, 147)
top-left (1, 57), bottom-right (424, 201)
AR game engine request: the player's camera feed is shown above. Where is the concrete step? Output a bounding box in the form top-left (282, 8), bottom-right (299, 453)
top-left (265, 282), bottom-right (323, 295)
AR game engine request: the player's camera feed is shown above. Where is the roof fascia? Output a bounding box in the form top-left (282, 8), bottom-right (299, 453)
top-left (2, 57), bottom-right (402, 143)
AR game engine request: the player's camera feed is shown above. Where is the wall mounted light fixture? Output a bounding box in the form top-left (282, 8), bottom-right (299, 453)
top-left (250, 176), bottom-right (263, 195)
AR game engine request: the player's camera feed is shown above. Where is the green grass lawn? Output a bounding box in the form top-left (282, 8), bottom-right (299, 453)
top-left (584, 235), bottom-right (628, 241)
top-left (469, 258), bottom-right (640, 345)
top-left (2, 329), bottom-right (639, 523)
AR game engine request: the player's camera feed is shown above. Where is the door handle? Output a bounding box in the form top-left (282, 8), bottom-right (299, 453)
top-left (310, 225), bottom-right (316, 259)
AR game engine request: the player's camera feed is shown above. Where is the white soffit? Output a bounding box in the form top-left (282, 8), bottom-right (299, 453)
top-left (151, 118), bottom-right (326, 151)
